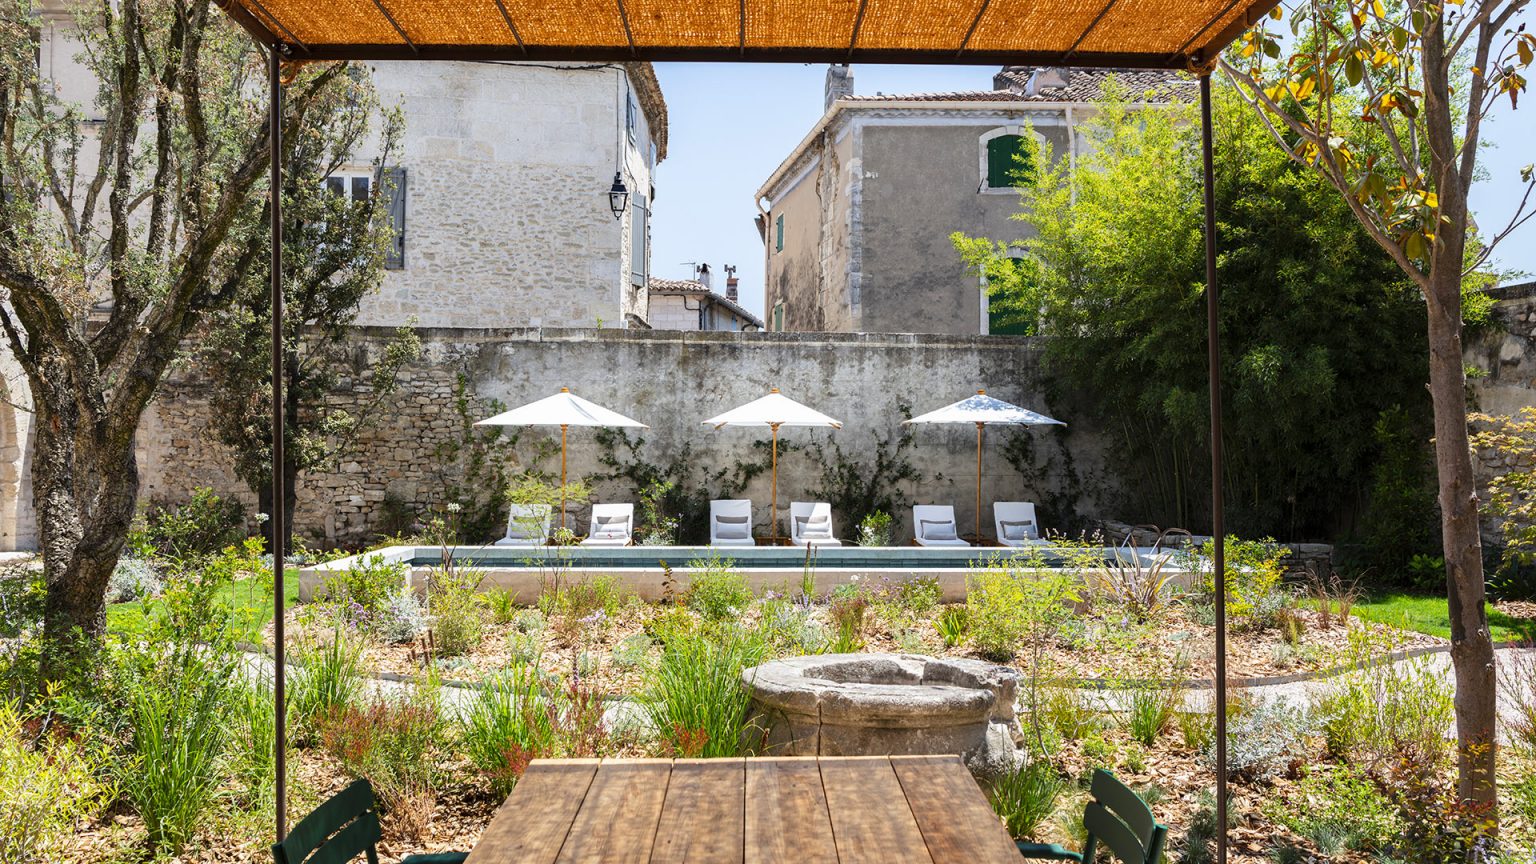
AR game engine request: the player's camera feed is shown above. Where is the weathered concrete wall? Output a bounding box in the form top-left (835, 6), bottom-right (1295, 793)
top-left (353, 61), bottom-right (661, 330)
top-left (135, 327), bottom-right (1117, 548)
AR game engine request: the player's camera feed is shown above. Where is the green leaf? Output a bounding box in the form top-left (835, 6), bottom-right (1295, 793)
top-left (1346, 54), bottom-right (1364, 86)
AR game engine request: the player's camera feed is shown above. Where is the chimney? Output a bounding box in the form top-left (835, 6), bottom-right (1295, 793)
top-left (825, 64), bottom-right (853, 111)
top-left (696, 262), bottom-right (712, 290)
top-left (726, 276), bottom-right (739, 303)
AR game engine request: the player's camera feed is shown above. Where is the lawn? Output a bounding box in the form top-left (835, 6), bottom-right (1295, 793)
top-left (106, 568), bottom-right (299, 643)
top-left (1353, 591), bottom-right (1536, 642)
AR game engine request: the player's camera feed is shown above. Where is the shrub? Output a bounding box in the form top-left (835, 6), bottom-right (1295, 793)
top-left (116, 637), bottom-right (238, 853)
top-left (1036, 685), bottom-right (1101, 744)
top-left (966, 565), bottom-right (1077, 663)
top-left (379, 590), bottom-right (428, 645)
top-left (461, 662), bottom-right (559, 795)
top-left (643, 624), bottom-right (766, 758)
top-left (107, 557), bottom-right (163, 604)
top-left (1207, 697), bottom-right (1305, 781)
top-left (1264, 765), bottom-right (1400, 855)
top-left (1092, 538), bottom-right (1184, 620)
top-left (869, 574), bottom-right (942, 624)
top-left (323, 553), bottom-right (410, 628)
top-left (1195, 536), bottom-right (1285, 627)
top-left (684, 556), bottom-right (752, 620)
top-left (1498, 644), bottom-right (1536, 758)
top-left (638, 479), bottom-right (680, 545)
top-left (1177, 708), bottom-right (1214, 752)
top-left (758, 595), bottom-right (831, 655)
top-left (828, 584), bottom-right (870, 653)
top-left (0, 700), bottom-right (111, 861)
top-left (485, 589), bottom-right (519, 626)
top-left (428, 565), bottom-right (486, 656)
top-left (319, 689), bottom-right (446, 840)
top-left (143, 487), bottom-right (247, 562)
top-left (228, 674), bottom-right (279, 804)
top-left (1311, 631), bottom-right (1453, 767)
top-left (987, 761), bottom-right (1065, 839)
top-left (857, 510), bottom-right (894, 547)
top-left (1383, 756), bottom-right (1498, 864)
top-left (1125, 682), bottom-right (1179, 747)
top-left (541, 574), bottom-right (630, 636)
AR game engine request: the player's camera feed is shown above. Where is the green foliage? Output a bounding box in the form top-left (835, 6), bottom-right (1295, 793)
top-left (322, 553), bottom-right (410, 628)
top-left (288, 622), bottom-right (366, 737)
top-left (1264, 765), bottom-right (1400, 855)
top-left (1125, 681), bottom-right (1179, 747)
top-left (684, 556), bottom-right (753, 621)
top-left (953, 80), bottom-right (1429, 538)
top-left (427, 565), bottom-right (486, 657)
top-left (1356, 406), bottom-right (1442, 578)
top-left (228, 674), bottom-right (280, 806)
top-left (1035, 685), bottom-right (1101, 745)
top-left (965, 560), bottom-right (1078, 663)
top-left (1196, 536), bottom-right (1286, 628)
top-left (1210, 698), bottom-right (1305, 781)
top-left (933, 605), bottom-right (970, 648)
top-left (540, 574), bottom-right (630, 640)
top-left (828, 585), bottom-right (870, 653)
top-left (807, 420), bottom-right (923, 538)
top-left (638, 479), bottom-right (680, 545)
top-left (986, 761), bottom-right (1065, 840)
top-left (318, 687), bottom-right (446, 838)
top-left (856, 510), bottom-right (894, 547)
top-left (643, 624), bottom-right (767, 758)
top-left (1177, 708), bottom-right (1214, 752)
top-left (141, 488), bottom-right (248, 563)
top-left (1311, 630), bottom-right (1454, 767)
top-left (595, 429), bottom-right (769, 545)
top-left (461, 661), bottom-right (559, 795)
top-left (0, 698), bottom-right (112, 861)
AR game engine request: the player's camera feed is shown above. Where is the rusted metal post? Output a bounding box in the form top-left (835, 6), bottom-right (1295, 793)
top-left (1199, 71), bottom-right (1228, 864)
top-left (268, 45), bottom-right (288, 843)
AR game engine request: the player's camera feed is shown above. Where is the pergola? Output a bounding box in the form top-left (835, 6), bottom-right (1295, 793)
top-left (211, 0), bottom-right (1277, 857)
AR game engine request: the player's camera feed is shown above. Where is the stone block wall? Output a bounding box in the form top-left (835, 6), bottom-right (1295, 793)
top-left (135, 326), bottom-right (1119, 548)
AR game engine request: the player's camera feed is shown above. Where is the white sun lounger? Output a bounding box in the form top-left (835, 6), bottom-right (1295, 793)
top-left (494, 503), bottom-right (551, 546)
top-left (790, 501), bottom-right (841, 547)
top-left (710, 499), bottom-right (756, 547)
top-left (994, 501), bottom-right (1050, 547)
top-left (912, 504), bottom-right (971, 547)
top-left (581, 503), bottom-right (634, 546)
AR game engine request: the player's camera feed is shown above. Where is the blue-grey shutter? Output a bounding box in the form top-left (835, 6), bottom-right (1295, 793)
top-left (630, 194), bottom-right (648, 286)
top-left (379, 166), bottom-right (406, 270)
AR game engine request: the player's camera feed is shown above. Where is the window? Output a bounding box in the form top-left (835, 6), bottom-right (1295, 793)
top-left (626, 91), bottom-right (638, 144)
top-left (775, 214), bottom-right (784, 252)
top-left (630, 193), bottom-right (648, 286)
top-left (327, 167), bottom-right (406, 270)
top-left (985, 255), bottom-right (1035, 336)
top-left (772, 301), bottom-right (785, 331)
top-left (980, 127), bottom-right (1044, 191)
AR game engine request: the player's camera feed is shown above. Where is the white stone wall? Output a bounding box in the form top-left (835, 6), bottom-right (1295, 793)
top-left (352, 61), bottom-right (659, 330)
top-left (648, 294), bottom-right (701, 330)
top-left (0, 351), bottom-right (36, 552)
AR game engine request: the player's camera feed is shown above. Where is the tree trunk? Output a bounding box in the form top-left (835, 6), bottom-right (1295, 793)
top-left (30, 355), bottom-right (139, 675)
top-left (1425, 263), bottom-right (1498, 808)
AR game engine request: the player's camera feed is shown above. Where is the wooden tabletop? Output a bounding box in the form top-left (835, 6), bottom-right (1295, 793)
top-left (464, 755), bottom-right (1021, 864)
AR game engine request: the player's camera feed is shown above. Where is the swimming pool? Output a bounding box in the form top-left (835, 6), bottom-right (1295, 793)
top-left (298, 543), bottom-right (1188, 604)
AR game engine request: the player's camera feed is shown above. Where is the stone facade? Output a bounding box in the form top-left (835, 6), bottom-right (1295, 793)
top-left (347, 61), bottom-right (665, 330)
top-left (132, 327), bottom-right (1117, 548)
top-left (757, 66), bottom-right (1193, 336)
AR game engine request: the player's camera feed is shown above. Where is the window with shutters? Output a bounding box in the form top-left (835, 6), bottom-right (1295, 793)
top-left (378, 166), bottom-right (407, 270)
top-left (630, 193), bottom-right (648, 286)
top-left (775, 213), bottom-right (784, 252)
top-left (772, 301), bottom-right (785, 331)
top-left (979, 127), bottom-right (1043, 191)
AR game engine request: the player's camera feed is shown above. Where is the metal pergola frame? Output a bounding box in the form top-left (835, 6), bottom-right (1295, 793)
top-left (236, 8), bottom-right (1236, 859)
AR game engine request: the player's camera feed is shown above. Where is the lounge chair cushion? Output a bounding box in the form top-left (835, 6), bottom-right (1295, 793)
top-left (716, 515), bottom-right (751, 540)
top-left (796, 514), bottom-right (833, 539)
top-left (592, 514), bottom-right (629, 539)
top-left (1000, 519), bottom-right (1038, 541)
top-left (920, 519), bottom-right (958, 541)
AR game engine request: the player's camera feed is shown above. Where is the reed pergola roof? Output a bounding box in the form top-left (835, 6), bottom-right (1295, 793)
top-left (214, 0), bottom-right (1279, 69)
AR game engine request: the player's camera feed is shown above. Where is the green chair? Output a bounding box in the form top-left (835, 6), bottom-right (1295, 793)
top-left (272, 779), bottom-right (468, 864)
top-left (1015, 769), bottom-right (1167, 864)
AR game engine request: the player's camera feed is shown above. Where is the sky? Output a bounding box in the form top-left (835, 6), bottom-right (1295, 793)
top-left (648, 62), bottom-right (1536, 323)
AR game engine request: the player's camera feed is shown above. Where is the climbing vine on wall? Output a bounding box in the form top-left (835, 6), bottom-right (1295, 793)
top-left (593, 429), bottom-right (773, 544)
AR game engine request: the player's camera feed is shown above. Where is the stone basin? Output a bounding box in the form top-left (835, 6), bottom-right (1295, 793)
top-left (742, 653), bottom-right (1025, 778)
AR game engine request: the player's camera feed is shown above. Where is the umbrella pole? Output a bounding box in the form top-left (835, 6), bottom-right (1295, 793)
top-left (975, 422), bottom-right (983, 542)
top-left (771, 423), bottom-right (779, 544)
top-left (560, 424), bottom-right (568, 533)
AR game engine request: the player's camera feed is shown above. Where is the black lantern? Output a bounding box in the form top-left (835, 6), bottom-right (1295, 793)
top-left (607, 171), bottom-right (629, 219)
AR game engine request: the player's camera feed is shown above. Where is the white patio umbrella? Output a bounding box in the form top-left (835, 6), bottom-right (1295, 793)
top-left (475, 387), bottom-right (647, 530)
top-left (702, 388), bottom-right (842, 543)
top-left (904, 389), bottom-right (1064, 541)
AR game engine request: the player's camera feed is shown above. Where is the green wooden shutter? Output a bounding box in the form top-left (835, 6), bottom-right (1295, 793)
top-left (987, 135), bottom-right (1032, 188)
top-left (775, 214), bottom-right (784, 252)
top-left (378, 166), bottom-right (406, 270)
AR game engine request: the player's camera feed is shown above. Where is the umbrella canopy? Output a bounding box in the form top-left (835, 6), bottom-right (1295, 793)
top-left (475, 388), bottom-right (647, 529)
top-left (904, 391), bottom-right (1064, 428)
top-left (701, 390), bottom-right (844, 430)
top-left (904, 390), bottom-right (1063, 541)
top-left (476, 388), bottom-right (648, 429)
top-left (703, 389), bottom-right (841, 542)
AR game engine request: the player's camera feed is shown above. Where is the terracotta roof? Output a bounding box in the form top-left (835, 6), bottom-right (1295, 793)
top-left (215, 0), bottom-right (1277, 71)
top-left (841, 67), bottom-right (1197, 104)
top-left (648, 278), bottom-right (763, 329)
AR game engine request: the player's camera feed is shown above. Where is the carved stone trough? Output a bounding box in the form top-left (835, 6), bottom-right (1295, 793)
top-left (742, 653), bottom-right (1025, 778)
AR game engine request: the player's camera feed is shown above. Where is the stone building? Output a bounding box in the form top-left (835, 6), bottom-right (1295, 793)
top-left (647, 267), bottom-right (763, 332)
top-left (756, 65), bottom-right (1194, 336)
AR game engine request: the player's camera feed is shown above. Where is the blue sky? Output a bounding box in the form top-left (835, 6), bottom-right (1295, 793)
top-left (649, 63), bottom-right (1536, 322)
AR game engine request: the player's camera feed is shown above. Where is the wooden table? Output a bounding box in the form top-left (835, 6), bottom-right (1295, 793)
top-left (464, 755), bottom-right (1021, 864)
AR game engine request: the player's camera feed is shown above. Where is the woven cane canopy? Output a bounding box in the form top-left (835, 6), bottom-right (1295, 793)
top-left (215, 0), bottom-right (1277, 70)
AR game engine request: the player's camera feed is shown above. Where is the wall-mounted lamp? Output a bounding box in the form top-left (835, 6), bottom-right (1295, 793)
top-left (608, 171), bottom-right (630, 220)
